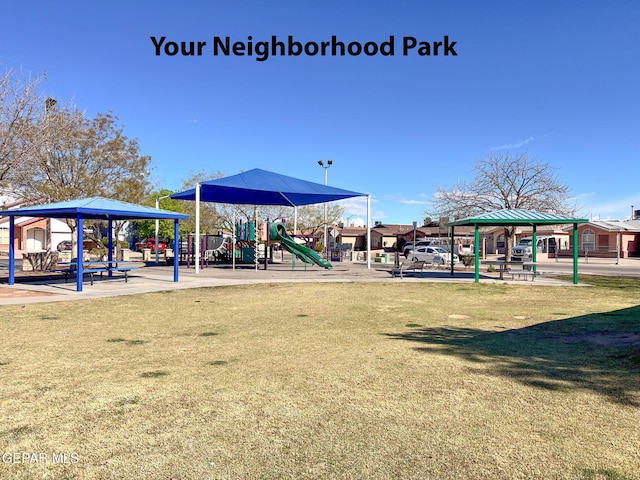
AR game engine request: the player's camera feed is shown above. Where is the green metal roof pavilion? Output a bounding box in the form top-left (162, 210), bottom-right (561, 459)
top-left (446, 209), bottom-right (589, 284)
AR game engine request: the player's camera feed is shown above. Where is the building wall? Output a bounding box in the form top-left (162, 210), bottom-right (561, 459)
top-left (51, 218), bottom-right (73, 251)
top-left (0, 222), bottom-right (9, 252)
top-left (569, 225), bottom-right (636, 258)
top-left (627, 234), bottom-right (639, 257)
top-left (338, 234), bottom-right (366, 250)
top-left (20, 219), bottom-right (48, 251)
top-left (0, 218), bottom-right (72, 253)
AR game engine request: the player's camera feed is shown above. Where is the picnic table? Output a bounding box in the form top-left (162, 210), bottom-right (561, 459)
top-left (482, 260), bottom-right (538, 281)
top-left (52, 260), bottom-right (139, 285)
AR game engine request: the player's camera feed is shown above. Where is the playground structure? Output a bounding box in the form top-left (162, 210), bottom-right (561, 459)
top-left (170, 169), bottom-right (371, 272)
top-left (270, 222), bottom-right (332, 270)
top-left (180, 233), bottom-right (232, 268)
top-left (180, 220), bottom-right (333, 271)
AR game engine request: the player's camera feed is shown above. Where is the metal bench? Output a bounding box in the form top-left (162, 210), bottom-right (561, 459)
top-left (109, 266), bottom-right (137, 283)
top-left (510, 271), bottom-right (537, 281)
top-left (392, 260), bottom-right (430, 278)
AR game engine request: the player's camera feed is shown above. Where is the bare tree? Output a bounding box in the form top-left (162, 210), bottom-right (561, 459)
top-left (0, 68), bottom-right (48, 184)
top-left (296, 202), bottom-right (345, 248)
top-left (429, 151), bottom-right (573, 259)
top-left (10, 105), bottom-right (153, 254)
top-left (12, 106), bottom-right (152, 203)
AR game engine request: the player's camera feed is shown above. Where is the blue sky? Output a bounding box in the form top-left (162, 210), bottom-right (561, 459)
top-left (2, 1), bottom-right (638, 225)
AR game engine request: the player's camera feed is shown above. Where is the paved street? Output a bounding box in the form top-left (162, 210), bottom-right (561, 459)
top-left (532, 256), bottom-right (640, 277)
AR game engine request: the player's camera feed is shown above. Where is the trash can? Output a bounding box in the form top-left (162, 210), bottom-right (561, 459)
top-left (142, 248), bottom-right (151, 261)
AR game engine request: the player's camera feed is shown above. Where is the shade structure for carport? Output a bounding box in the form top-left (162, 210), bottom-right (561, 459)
top-left (171, 168), bottom-right (371, 270)
top-left (445, 209), bottom-right (589, 284)
top-left (0, 197), bottom-right (189, 292)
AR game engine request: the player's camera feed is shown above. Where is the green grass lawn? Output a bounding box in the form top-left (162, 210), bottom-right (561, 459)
top-left (1, 278), bottom-right (639, 479)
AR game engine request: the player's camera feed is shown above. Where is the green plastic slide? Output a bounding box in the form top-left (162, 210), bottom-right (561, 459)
top-left (269, 223), bottom-right (332, 270)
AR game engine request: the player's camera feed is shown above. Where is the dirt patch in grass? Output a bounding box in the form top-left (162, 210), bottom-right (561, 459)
top-left (0, 286), bottom-right (55, 298)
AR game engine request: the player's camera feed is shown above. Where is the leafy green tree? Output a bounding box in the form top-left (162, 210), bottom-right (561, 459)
top-left (134, 189), bottom-right (187, 240)
top-left (9, 102), bottom-right (153, 255)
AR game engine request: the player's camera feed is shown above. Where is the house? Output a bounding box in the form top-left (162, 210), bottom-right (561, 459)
top-left (482, 226), bottom-right (570, 256)
top-left (371, 222), bottom-right (431, 250)
top-left (0, 214), bottom-right (72, 255)
top-left (335, 226), bottom-right (367, 251)
top-left (563, 219), bottom-right (640, 258)
top-left (337, 222), bottom-right (473, 251)
top-left (0, 198), bottom-right (74, 255)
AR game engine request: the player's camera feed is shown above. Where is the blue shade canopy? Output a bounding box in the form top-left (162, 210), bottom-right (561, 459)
top-left (171, 168), bottom-right (366, 206)
top-left (1, 196), bottom-right (187, 291)
top-left (0, 197), bottom-right (189, 220)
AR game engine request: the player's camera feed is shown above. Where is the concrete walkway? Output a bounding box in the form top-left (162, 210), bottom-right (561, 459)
top-left (0, 255), bottom-right (608, 305)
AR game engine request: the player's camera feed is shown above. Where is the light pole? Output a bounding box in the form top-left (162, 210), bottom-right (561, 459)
top-left (344, 215), bottom-right (355, 227)
top-left (318, 159), bottom-right (333, 259)
top-left (155, 194), bottom-right (171, 264)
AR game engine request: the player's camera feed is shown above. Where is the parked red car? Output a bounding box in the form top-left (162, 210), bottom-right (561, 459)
top-left (135, 238), bottom-right (168, 252)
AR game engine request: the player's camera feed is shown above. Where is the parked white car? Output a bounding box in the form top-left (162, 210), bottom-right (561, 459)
top-left (407, 246), bottom-right (459, 265)
top-left (511, 236), bottom-right (557, 261)
top-left (402, 240), bottom-right (430, 256)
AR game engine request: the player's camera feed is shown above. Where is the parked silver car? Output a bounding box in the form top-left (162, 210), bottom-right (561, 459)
top-left (407, 246), bottom-right (459, 265)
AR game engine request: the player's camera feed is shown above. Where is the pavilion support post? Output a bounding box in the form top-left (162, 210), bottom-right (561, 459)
top-left (573, 223), bottom-right (579, 284)
top-left (195, 183), bottom-right (201, 274)
top-left (254, 206), bottom-right (258, 272)
top-left (532, 225), bottom-right (537, 274)
top-left (173, 219), bottom-right (180, 282)
top-left (293, 206), bottom-right (298, 238)
top-left (450, 226), bottom-right (455, 276)
top-left (76, 216), bottom-right (84, 292)
top-left (366, 194), bottom-right (371, 269)
top-left (108, 219), bottom-right (114, 277)
top-left (232, 209), bottom-right (236, 271)
top-left (474, 225), bottom-right (480, 283)
top-left (8, 216), bottom-right (15, 285)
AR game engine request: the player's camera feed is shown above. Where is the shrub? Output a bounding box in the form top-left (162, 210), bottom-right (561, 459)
top-left (101, 238), bottom-right (130, 249)
top-left (461, 255), bottom-right (475, 267)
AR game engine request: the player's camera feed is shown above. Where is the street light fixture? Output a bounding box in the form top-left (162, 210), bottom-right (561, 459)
top-left (155, 194), bottom-right (171, 264)
top-left (318, 160), bottom-right (333, 259)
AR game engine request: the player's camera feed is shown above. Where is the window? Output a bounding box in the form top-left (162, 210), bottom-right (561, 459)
top-left (581, 229), bottom-right (595, 252)
top-left (0, 226), bottom-right (9, 245)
